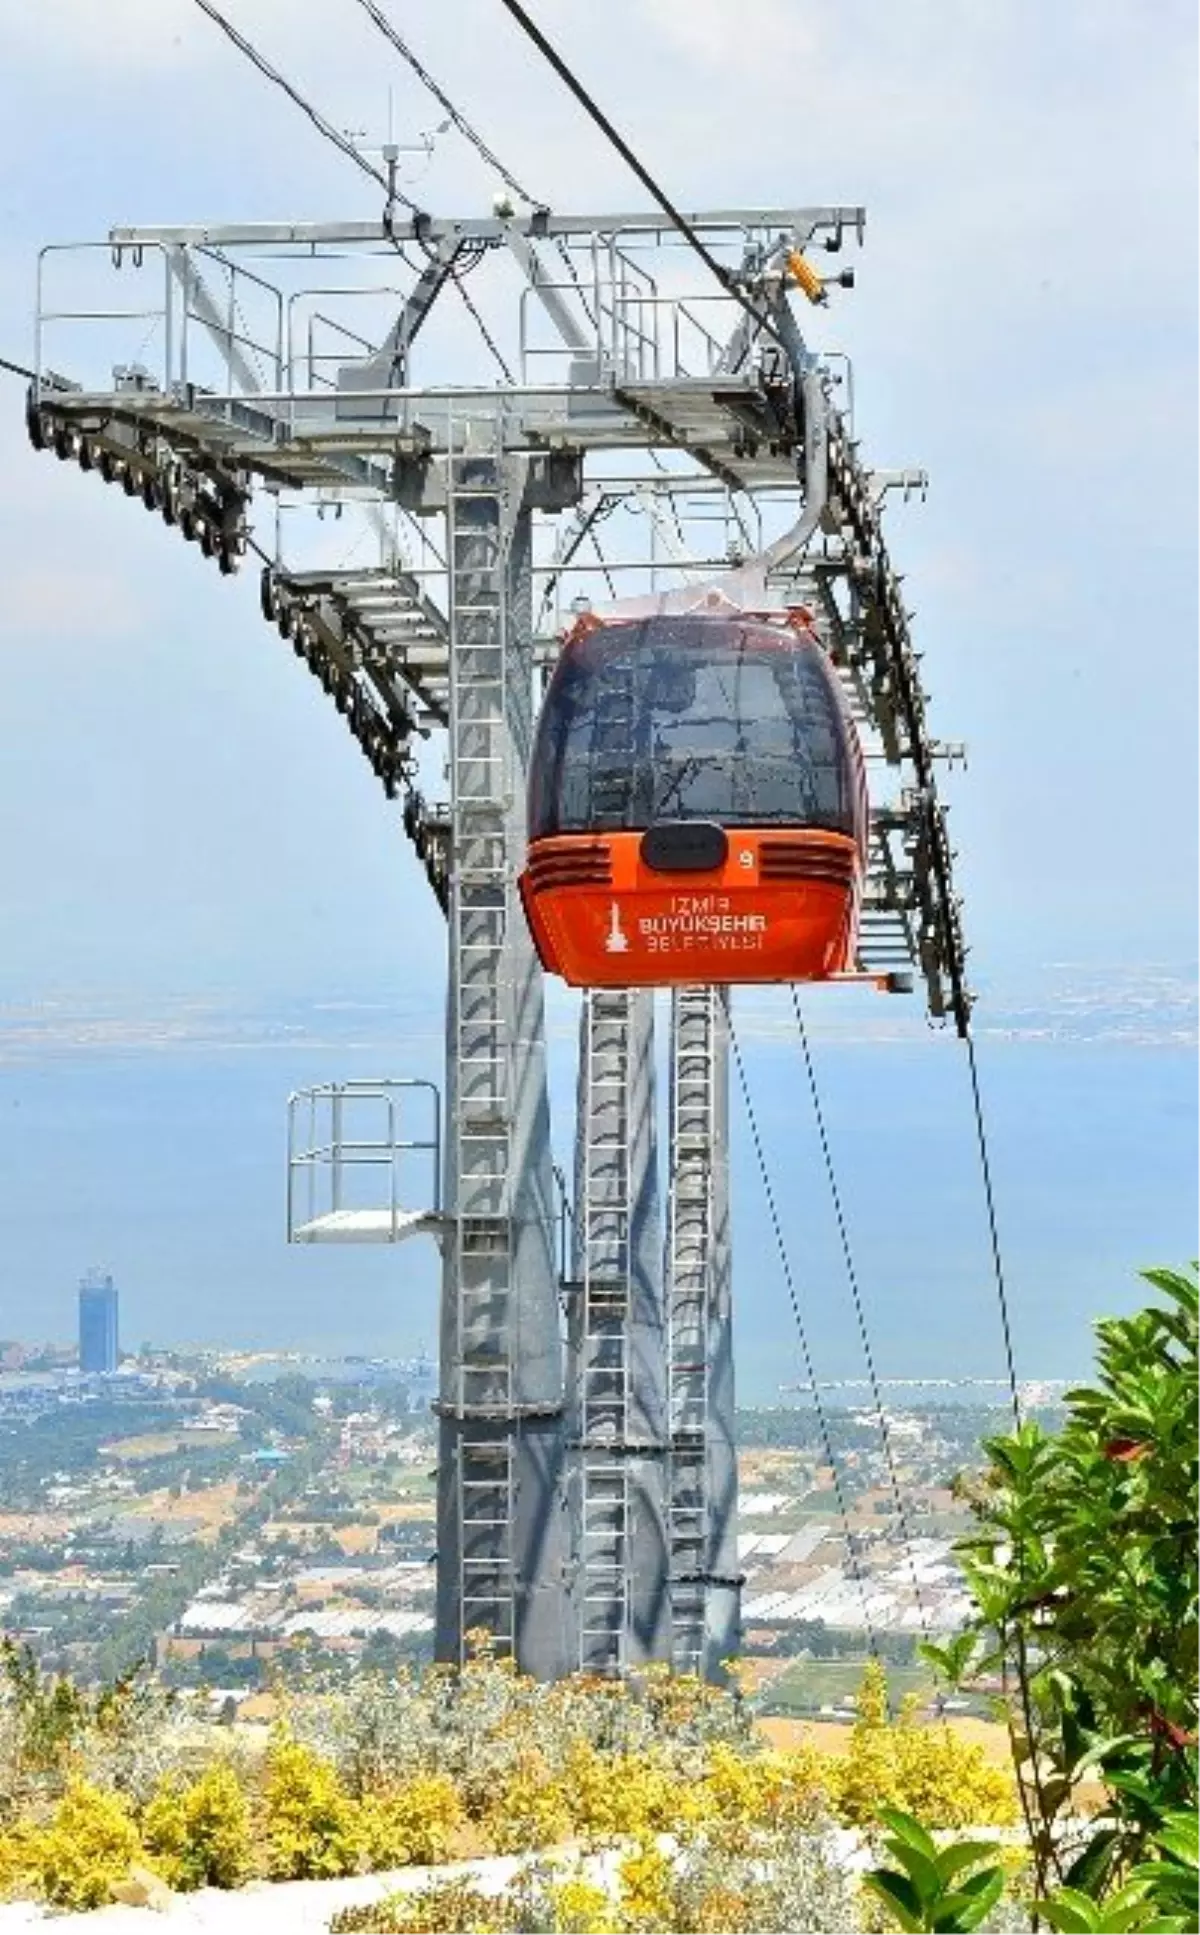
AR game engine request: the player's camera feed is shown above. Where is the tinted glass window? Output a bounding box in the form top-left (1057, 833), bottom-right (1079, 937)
top-left (529, 617), bottom-right (859, 838)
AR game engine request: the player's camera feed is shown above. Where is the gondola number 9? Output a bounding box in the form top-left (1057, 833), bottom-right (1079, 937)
top-left (738, 850), bottom-right (754, 869)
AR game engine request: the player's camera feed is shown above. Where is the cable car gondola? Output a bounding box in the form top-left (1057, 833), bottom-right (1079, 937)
top-left (519, 611), bottom-right (869, 989)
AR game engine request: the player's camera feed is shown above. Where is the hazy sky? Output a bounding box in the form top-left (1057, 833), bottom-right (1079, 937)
top-left (0, 0), bottom-right (1194, 1008)
top-left (0, 2), bottom-right (1195, 1376)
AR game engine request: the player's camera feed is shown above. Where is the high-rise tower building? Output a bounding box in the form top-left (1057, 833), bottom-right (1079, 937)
top-left (78, 1270), bottom-right (119, 1375)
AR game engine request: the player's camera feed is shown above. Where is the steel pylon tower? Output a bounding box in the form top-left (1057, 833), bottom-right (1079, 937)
top-left (20, 201), bottom-right (971, 1678)
top-left (571, 987), bottom-right (669, 1671)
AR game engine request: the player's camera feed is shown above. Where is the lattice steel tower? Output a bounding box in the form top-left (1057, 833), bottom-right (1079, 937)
top-left (22, 197), bottom-right (969, 1679)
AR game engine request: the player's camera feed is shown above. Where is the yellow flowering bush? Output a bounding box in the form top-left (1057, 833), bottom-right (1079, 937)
top-left (696, 1740), bottom-right (828, 1840)
top-left (141, 1760), bottom-right (253, 1891)
top-left (886, 1712), bottom-right (1019, 1829)
top-left (480, 1748), bottom-right (573, 1853)
top-left (334, 1825), bottom-right (864, 1934)
top-left (358, 1773), bottom-right (467, 1869)
top-left (35, 1780), bottom-right (141, 1911)
top-left (561, 1741), bottom-right (682, 1843)
top-left (0, 1816), bottom-right (43, 1902)
top-left (262, 1734), bottom-right (362, 1880)
top-left (0, 1650), bottom-right (1022, 1920)
top-left (617, 1836), bottom-right (676, 1932)
top-left (331, 1877), bottom-right (517, 1933)
top-left (548, 1874), bottom-right (621, 1932)
top-left (824, 1663), bottom-right (1018, 1828)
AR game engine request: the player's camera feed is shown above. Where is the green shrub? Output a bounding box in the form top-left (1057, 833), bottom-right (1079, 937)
top-left (863, 1806), bottom-right (1005, 1932)
top-left (142, 1760), bottom-right (253, 1890)
top-left (937, 1264), bottom-right (1198, 1902)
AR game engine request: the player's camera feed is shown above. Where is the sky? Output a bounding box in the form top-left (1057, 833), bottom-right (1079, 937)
top-left (0, 2), bottom-right (1195, 1372)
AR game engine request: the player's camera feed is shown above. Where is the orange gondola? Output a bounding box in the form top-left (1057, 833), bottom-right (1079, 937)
top-left (519, 610), bottom-right (870, 989)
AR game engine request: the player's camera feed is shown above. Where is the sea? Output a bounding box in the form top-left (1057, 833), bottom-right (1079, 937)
top-left (0, 973), bottom-right (1195, 1406)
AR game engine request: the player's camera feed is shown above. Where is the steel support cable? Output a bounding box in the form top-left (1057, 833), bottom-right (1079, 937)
top-left (191, 0), bottom-right (416, 207)
top-left (870, 496), bottom-right (1041, 1828)
top-left (868, 513), bottom-right (1019, 1409)
top-left (449, 272), bottom-right (516, 384)
top-left (354, 4), bottom-right (595, 371)
top-left (825, 359), bottom-right (1038, 1832)
top-left (186, 1), bottom-right (558, 892)
top-left (352, 0), bottom-right (533, 203)
top-left (960, 1028), bottom-right (1054, 1899)
top-left (840, 459), bottom-right (1010, 1396)
top-left (353, 0), bottom-right (595, 313)
top-left (348, 4), bottom-right (635, 606)
top-left (191, 0), bottom-right (446, 376)
top-left (791, 989), bottom-right (934, 1644)
top-left (354, 0), bottom-right (596, 324)
top-left (728, 1011), bottom-right (880, 1661)
top-left (963, 1033), bottom-right (1020, 1431)
top-left (493, 0), bottom-right (783, 350)
top-left (189, 3), bottom-right (516, 504)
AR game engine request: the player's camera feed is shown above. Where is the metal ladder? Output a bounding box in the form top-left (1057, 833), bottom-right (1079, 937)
top-left (446, 427), bottom-right (517, 1658)
top-left (667, 985), bottom-right (721, 1672)
top-left (458, 1439), bottom-right (516, 1653)
top-left (577, 988), bottom-right (634, 1672)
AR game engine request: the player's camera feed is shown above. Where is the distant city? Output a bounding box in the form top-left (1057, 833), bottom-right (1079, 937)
top-left (1, 1267), bottom-right (439, 1393)
top-left (0, 1278), bottom-right (1066, 1715)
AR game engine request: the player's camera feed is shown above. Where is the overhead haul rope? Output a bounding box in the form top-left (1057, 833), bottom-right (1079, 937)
top-left (882, 574), bottom-right (1023, 1417)
top-left (345, 1), bottom-right (518, 383)
top-left (791, 990), bottom-right (933, 1643)
top-left (339, 4), bottom-right (599, 500)
top-left (728, 1010), bottom-right (880, 1662)
top-left (187, 5), bottom-right (511, 405)
top-left (875, 592), bottom-right (1040, 1847)
top-left (494, 0), bottom-right (783, 350)
top-left (192, 0), bottom-right (512, 391)
top-left (843, 456), bottom-right (1023, 1436)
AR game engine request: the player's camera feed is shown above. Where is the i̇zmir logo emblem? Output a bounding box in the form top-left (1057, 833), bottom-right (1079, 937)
top-left (604, 902), bottom-right (630, 954)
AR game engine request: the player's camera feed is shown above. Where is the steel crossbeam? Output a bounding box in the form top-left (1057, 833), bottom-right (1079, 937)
top-left (107, 206), bottom-right (865, 250)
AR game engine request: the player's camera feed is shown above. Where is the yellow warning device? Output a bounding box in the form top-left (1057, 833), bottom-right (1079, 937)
top-left (786, 248), bottom-right (827, 305)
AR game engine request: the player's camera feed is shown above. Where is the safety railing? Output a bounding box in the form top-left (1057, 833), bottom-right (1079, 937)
top-left (285, 286), bottom-right (413, 392)
top-left (178, 247), bottom-right (284, 396)
top-left (35, 241), bottom-right (175, 399)
top-left (519, 280), bottom-right (734, 387)
top-left (286, 1079), bottom-right (441, 1242)
top-left (34, 240), bottom-right (285, 403)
